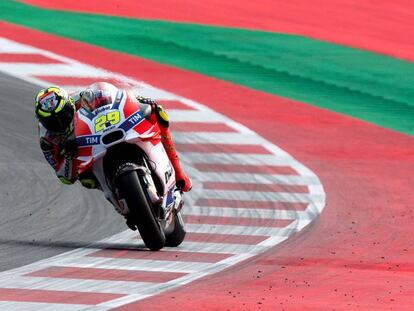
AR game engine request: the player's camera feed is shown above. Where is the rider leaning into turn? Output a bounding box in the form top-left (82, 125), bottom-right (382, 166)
top-left (34, 84), bottom-right (192, 192)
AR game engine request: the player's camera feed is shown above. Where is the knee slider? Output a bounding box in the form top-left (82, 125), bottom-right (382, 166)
top-left (80, 178), bottom-right (97, 189)
top-left (58, 176), bottom-right (74, 185)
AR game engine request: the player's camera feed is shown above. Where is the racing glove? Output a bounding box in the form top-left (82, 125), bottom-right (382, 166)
top-left (59, 138), bottom-right (78, 159)
top-left (136, 96), bottom-right (156, 106)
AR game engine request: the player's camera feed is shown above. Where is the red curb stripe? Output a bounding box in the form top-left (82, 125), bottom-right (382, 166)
top-left (27, 266), bottom-right (186, 283)
top-left (0, 53), bottom-right (62, 63)
top-left (185, 232), bottom-right (268, 245)
top-left (171, 122), bottom-right (236, 132)
top-left (0, 288), bottom-right (123, 305)
top-left (194, 163), bottom-right (297, 175)
top-left (34, 76), bottom-right (127, 87)
top-left (89, 249), bottom-right (232, 263)
top-left (176, 143), bottom-right (271, 154)
top-left (156, 100), bottom-right (194, 110)
top-left (203, 182), bottom-right (308, 193)
top-left (185, 215), bottom-right (293, 227)
top-left (196, 198), bottom-right (308, 211)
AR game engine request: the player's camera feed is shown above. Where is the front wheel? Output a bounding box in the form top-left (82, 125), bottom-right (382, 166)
top-left (116, 169), bottom-right (165, 250)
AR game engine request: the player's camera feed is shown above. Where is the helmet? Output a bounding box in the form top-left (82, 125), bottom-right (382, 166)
top-left (80, 82), bottom-right (117, 112)
top-left (35, 86), bottom-right (75, 134)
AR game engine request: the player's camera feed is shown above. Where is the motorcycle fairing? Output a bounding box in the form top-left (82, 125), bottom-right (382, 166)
top-left (74, 90), bottom-right (176, 214)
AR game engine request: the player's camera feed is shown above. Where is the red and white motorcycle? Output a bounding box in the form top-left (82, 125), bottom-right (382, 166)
top-left (74, 83), bottom-right (186, 251)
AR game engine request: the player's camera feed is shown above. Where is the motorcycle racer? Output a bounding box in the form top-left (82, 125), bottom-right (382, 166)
top-left (34, 83), bottom-right (192, 192)
top-left (35, 86), bottom-right (78, 185)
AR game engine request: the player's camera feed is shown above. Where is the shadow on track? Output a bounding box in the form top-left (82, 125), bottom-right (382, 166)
top-left (0, 238), bottom-right (146, 252)
top-left (0, 72), bottom-right (127, 272)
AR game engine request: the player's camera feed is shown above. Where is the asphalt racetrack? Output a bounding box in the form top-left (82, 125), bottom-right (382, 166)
top-left (0, 71), bottom-right (125, 272)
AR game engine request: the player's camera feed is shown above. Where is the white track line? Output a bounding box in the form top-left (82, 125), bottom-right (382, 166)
top-left (0, 302), bottom-right (108, 311)
top-left (194, 171), bottom-right (320, 185)
top-left (185, 223), bottom-right (297, 236)
top-left (182, 152), bottom-right (296, 166)
top-left (0, 63), bottom-right (111, 77)
top-left (173, 132), bottom-right (268, 145)
top-left (167, 109), bottom-right (229, 123)
top-left (7, 163), bottom-right (316, 186)
top-left (194, 189), bottom-right (325, 203)
top-left (186, 205), bottom-right (309, 220)
top-left (0, 38), bottom-right (40, 53)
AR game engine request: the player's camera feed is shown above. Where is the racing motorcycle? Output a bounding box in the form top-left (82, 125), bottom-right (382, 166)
top-left (74, 83), bottom-right (186, 251)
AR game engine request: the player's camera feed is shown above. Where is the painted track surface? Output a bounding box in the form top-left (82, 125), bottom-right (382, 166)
top-left (13, 25), bottom-right (414, 311)
top-left (0, 22), bottom-right (413, 310)
top-left (19, 0), bottom-right (414, 62)
top-left (0, 34), bottom-right (325, 309)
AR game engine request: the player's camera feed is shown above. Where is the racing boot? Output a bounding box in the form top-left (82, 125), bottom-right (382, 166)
top-left (125, 216), bottom-right (137, 231)
top-left (79, 169), bottom-right (100, 189)
top-left (149, 102), bottom-right (192, 192)
top-left (160, 125), bottom-right (192, 192)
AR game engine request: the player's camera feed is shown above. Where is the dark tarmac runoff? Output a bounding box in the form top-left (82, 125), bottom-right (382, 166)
top-left (0, 72), bottom-right (126, 272)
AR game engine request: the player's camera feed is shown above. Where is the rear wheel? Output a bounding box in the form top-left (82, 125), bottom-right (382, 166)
top-left (165, 212), bottom-right (186, 247)
top-left (116, 169), bottom-right (165, 251)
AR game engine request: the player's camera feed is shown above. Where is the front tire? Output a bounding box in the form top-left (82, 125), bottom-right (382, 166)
top-left (116, 170), bottom-right (165, 251)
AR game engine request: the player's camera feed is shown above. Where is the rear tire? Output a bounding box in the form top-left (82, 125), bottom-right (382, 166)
top-left (165, 212), bottom-right (186, 247)
top-left (116, 170), bottom-right (165, 251)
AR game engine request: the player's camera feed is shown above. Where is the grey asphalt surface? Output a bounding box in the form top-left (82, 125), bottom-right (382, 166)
top-left (0, 72), bottom-right (126, 272)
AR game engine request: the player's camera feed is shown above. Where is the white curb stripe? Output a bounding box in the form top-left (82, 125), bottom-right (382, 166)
top-left (182, 152), bottom-right (296, 166)
top-left (173, 132), bottom-right (268, 145)
top-left (193, 171), bottom-right (319, 185)
top-left (185, 223), bottom-right (296, 237)
top-left (195, 189), bottom-right (325, 203)
top-left (0, 276), bottom-right (156, 295)
top-left (186, 205), bottom-right (309, 220)
top-left (140, 241), bottom-right (268, 255)
top-left (53, 256), bottom-right (212, 274)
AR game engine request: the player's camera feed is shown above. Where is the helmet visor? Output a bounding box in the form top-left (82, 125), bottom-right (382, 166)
top-left (39, 102), bottom-right (74, 133)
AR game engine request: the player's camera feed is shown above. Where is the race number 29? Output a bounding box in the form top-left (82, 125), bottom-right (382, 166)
top-left (94, 111), bottom-right (120, 132)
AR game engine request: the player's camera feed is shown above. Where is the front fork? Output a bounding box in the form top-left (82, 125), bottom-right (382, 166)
top-left (115, 160), bottom-right (183, 234)
top-left (163, 189), bottom-right (184, 235)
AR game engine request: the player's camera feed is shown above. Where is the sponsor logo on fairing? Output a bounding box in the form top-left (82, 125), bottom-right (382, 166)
top-left (94, 105), bottom-right (111, 115)
top-left (86, 136), bottom-right (99, 144)
top-left (119, 111), bottom-right (144, 132)
top-left (76, 135), bottom-right (101, 146)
